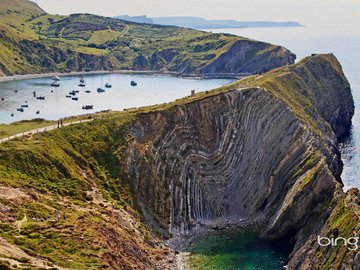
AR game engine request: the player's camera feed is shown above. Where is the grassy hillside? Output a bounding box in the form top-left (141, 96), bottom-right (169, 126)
top-left (0, 0), bottom-right (295, 76)
top-left (0, 112), bottom-right (178, 269)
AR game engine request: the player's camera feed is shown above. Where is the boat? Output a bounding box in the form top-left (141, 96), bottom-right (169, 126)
top-left (66, 95), bottom-right (72, 98)
top-left (51, 81), bottom-right (60, 87)
top-left (14, 90), bottom-right (18, 93)
top-left (82, 105), bottom-right (94, 110)
top-left (17, 108), bottom-right (24, 112)
top-left (85, 90), bottom-right (91, 93)
top-left (21, 104), bottom-right (29, 108)
top-left (97, 77), bottom-right (106, 92)
top-left (36, 96), bottom-right (45, 100)
top-left (69, 90), bottom-right (76, 95)
top-left (79, 77), bottom-right (86, 87)
top-left (105, 75), bottom-right (112, 88)
top-left (1, 97), bottom-right (4, 101)
top-left (36, 111), bottom-right (40, 114)
top-left (74, 90), bottom-right (80, 93)
top-left (72, 97), bottom-right (79, 101)
top-left (53, 76), bottom-right (60, 81)
top-left (131, 80), bottom-right (137, 86)
top-left (11, 113), bottom-right (14, 117)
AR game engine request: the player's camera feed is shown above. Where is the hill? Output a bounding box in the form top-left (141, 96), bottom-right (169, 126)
top-left (0, 0), bottom-right (295, 77)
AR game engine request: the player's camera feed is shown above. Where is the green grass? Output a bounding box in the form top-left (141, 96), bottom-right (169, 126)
top-left (0, 113), bottom-right (101, 139)
top-left (0, 119), bottom-right (55, 139)
top-left (0, 0), bottom-right (289, 76)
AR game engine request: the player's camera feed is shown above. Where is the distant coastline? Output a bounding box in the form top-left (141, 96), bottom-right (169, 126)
top-left (115, 15), bottom-right (304, 29)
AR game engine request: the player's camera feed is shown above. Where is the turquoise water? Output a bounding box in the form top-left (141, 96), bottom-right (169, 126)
top-left (0, 74), bottom-right (231, 124)
top-left (187, 231), bottom-right (289, 270)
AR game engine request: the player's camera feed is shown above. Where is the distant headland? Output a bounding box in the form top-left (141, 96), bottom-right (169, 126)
top-left (115, 15), bottom-right (304, 29)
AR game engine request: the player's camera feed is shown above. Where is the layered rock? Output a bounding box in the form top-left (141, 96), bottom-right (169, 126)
top-left (124, 54), bottom-right (358, 268)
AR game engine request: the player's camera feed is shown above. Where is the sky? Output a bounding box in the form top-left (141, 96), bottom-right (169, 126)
top-left (32, 0), bottom-right (360, 27)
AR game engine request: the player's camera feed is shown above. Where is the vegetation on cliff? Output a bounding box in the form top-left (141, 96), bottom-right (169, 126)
top-left (0, 113), bottom-right (176, 269)
top-left (0, 0), bottom-right (295, 76)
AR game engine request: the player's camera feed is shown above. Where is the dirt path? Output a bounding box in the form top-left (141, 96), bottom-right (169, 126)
top-left (0, 119), bottom-right (93, 144)
top-left (119, 25), bottom-right (129, 37)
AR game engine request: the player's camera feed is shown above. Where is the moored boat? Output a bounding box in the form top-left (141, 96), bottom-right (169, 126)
top-left (82, 105), bottom-right (94, 110)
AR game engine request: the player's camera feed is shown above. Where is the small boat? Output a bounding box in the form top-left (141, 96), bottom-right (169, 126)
top-left (51, 81), bottom-right (60, 87)
top-left (97, 87), bottom-right (105, 93)
top-left (66, 95), bottom-right (72, 98)
top-left (85, 90), bottom-right (91, 93)
top-left (36, 111), bottom-right (40, 114)
top-left (131, 80), bottom-right (137, 86)
top-left (105, 83), bottom-right (112, 88)
top-left (14, 90), bottom-right (18, 93)
top-left (82, 105), bottom-right (94, 110)
top-left (1, 97), bottom-right (4, 101)
top-left (17, 108), bottom-right (24, 112)
top-left (69, 90), bottom-right (76, 95)
top-left (79, 76), bottom-right (86, 87)
top-left (53, 76), bottom-right (60, 81)
top-left (33, 91), bottom-right (36, 95)
top-left (21, 104), bottom-right (29, 108)
top-left (74, 90), bottom-right (80, 93)
top-left (72, 97), bottom-right (79, 101)
top-left (11, 113), bottom-right (14, 117)
top-left (36, 96), bottom-right (45, 100)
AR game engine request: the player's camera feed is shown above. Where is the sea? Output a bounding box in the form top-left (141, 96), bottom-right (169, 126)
top-left (0, 74), bottom-right (231, 124)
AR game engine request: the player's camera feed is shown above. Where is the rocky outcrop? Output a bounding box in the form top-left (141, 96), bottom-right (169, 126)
top-left (200, 40), bottom-right (296, 75)
top-left (124, 54), bottom-right (358, 268)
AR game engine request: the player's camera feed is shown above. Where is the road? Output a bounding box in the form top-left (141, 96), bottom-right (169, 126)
top-left (0, 119), bottom-right (93, 144)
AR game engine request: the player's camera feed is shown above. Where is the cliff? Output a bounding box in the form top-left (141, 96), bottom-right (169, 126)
top-left (0, 0), bottom-right (295, 76)
top-left (0, 54), bottom-right (357, 269)
top-left (125, 54), bottom-right (357, 268)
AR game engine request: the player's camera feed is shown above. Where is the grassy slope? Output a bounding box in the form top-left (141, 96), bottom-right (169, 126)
top-left (0, 0), bottom-right (293, 76)
top-left (0, 112), bottom-right (176, 269)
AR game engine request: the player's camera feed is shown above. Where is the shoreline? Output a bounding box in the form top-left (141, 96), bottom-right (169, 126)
top-left (0, 70), bottom-right (245, 83)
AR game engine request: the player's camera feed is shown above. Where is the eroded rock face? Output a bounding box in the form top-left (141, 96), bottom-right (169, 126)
top-left (128, 88), bottom-right (335, 234)
top-left (124, 54), bottom-right (358, 268)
